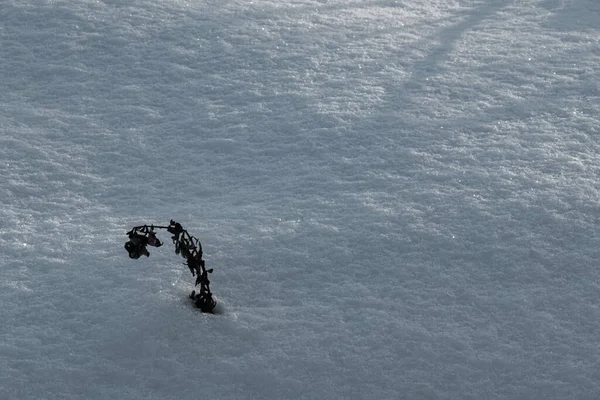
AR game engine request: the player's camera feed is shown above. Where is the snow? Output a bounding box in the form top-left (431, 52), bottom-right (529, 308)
top-left (1, 0), bottom-right (600, 398)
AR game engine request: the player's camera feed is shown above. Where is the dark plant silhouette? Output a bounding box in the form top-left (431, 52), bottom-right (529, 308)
top-left (125, 220), bottom-right (216, 313)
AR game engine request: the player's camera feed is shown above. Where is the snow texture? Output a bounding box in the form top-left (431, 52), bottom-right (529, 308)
top-left (1, 0), bottom-right (600, 399)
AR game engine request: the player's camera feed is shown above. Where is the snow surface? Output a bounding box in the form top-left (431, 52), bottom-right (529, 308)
top-left (1, 0), bottom-right (600, 399)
